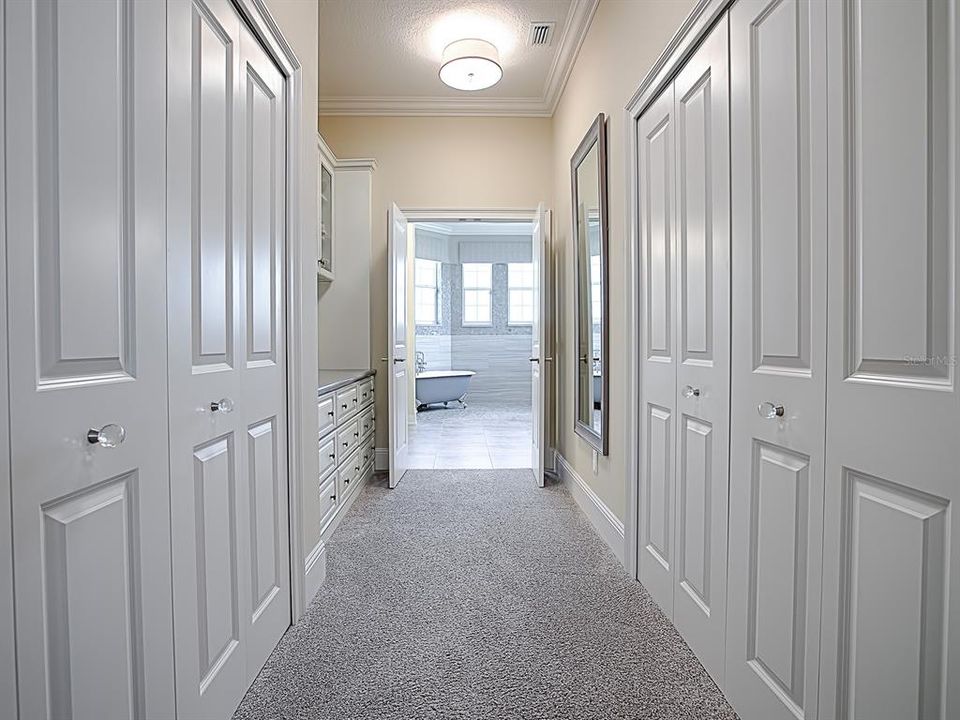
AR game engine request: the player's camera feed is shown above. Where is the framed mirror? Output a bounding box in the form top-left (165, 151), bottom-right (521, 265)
top-left (571, 113), bottom-right (609, 454)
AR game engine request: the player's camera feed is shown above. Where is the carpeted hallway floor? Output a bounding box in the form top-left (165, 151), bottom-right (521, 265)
top-left (233, 470), bottom-right (738, 720)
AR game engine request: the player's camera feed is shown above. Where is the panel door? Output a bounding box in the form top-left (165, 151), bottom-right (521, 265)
top-left (167, 0), bottom-right (290, 716)
top-left (637, 83), bottom-right (677, 616)
top-left (388, 203), bottom-right (409, 489)
top-left (531, 203), bottom-right (548, 486)
top-left (4, 1), bottom-right (176, 717)
top-left (671, 15), bottom-right (730, 686)
top-left (819, 1), bottom-right (960, 718)
top-left (725, 1), bottom-right (828, 719)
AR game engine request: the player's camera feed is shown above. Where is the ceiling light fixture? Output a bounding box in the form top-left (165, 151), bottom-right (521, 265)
top-left (439, 38), bottom-right (502, 91)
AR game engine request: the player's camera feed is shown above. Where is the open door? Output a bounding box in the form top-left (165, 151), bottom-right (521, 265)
top-left (388, 204), bottom-right (409, 488)
top-left (531, 204), bottom-right (549, 486)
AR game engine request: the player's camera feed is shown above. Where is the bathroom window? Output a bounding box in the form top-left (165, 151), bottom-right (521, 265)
top-left (508, 262), bottom-right (535, 325)
top-left (462, 262), bottom-right (492, 325)
top-left (415, 259), bottom-right (441, 325)
top-left (591, 255), bottom-right (602, 323)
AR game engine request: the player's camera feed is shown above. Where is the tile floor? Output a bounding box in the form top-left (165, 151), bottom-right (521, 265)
top-left (407, 402), bottom-right (532, 469)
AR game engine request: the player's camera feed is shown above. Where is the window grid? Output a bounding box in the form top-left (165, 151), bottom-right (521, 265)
top-left (508, 262), bottom-right (535, 325)
top-left (462, 262), bottom-right (492, 325)
top-left (415, 258), bottom-right (441, 326)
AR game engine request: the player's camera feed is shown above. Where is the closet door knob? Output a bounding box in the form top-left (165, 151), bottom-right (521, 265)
top-left (87, 423), bottom-right (126, 448)
top-left (682, 385), bottom-right (700, 398)
top-left (758, 401), bottom-right (785, 419)
top-left (211, 397), bottom-right (234, 414)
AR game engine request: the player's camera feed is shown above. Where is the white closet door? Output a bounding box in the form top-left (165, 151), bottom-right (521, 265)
top-left (637, 83), bottom-right (677, 616)
top-left (388, 203), bottom-right (410, 489)
top-left (167, 0), bottom-right (290, 716)
top-left (531, 203), bottom-right (548, 486)
top-left (819, 1), bottom-right (960, 718)
top-left (725, 1), bottom-right (828, 719)
top-left (671, 15), bottom-right (730, 686)
top-left (4, 1), bottom-right (175, 717)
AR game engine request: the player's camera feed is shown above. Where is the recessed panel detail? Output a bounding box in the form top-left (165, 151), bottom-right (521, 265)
top-left (192, 435), bottom-right (239, 688)
top-left (247, 418), bottom-right (280, 620)
top-left (749, 0), bottom-right (811, 374)
top-left (837, 469), bottom-right (948, 720)
top-left (191, 0), bottom-right (234, 369)
top-left (36, 0), bottom-right (135, 385)
top-left (42, 472), bottom-right (142, 719)
top-left (845, 0), bottom-right (953, 387)
top-left (747, 441), bottom-right (809, 715)
top-left (644, 404), bottom-right (672, 568)
top-left (644, 114), bottom-right (673, 360)
top-left (678, 416), bottom-right (712, 613)
top-left (678, 71), bottom-right (713, 363)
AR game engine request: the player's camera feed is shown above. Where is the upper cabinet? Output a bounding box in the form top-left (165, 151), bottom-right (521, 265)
top-left (318, 135), bottom-right (336, 281)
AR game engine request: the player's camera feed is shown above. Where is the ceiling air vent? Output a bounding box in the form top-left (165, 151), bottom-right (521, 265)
top-left (528, 22), bottom-right (555, 47)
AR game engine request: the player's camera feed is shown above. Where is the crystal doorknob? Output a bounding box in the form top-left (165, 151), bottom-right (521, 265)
top-left (87, 423), bottom-right (126, 448)
top-left (210, 398), bottom-right (234, 414)
top-left (758, 401), bottom-right (785, 419)
top-left (682, 385), bottom-right (701, 398)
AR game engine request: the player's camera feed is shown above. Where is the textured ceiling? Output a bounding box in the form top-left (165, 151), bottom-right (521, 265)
top-left (318, 0), bottom-right (598, 116)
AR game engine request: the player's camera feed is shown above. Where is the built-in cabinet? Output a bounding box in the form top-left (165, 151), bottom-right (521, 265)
top-left (317, 372), bottom-right (377, 540)
top-left (635, 0), bottom-right (960, 718)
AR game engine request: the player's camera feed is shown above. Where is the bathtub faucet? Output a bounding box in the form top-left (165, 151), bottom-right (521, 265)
top-left (415, 351), bottom-right (426, 374)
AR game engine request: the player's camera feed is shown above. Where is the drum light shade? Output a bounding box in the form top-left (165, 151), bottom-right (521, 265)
top-left (439, 39), bottom-right (502, 91)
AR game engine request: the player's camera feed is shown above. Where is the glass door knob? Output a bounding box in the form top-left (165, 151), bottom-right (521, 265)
top-left (682, 385), bottom-right (701, 398)
top-left (87, 423), bottom-right (126, 448)
top-left (758, 401), bottom-right (785, 419)
top-left (211, 397), bottom-right (235, 414)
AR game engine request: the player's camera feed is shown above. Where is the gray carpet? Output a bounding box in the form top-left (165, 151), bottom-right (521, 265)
top-left (234, 470), bottom-right (738, 720)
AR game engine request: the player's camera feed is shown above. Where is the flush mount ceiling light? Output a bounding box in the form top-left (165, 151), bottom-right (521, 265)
top-left (439, 38), bottom-right (502, 91)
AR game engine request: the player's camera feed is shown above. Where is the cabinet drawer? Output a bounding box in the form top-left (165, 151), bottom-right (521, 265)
top-left (338, 447), bottom-right (363, 495)
top-left (337, 418), bottom-right (360, 457)
top-left (318, 434), bottom-right (337, 478)
top-left (358, 377), bottom-right (374, 407)
top-left (335, 384), bottom-right (359, 422)
top-left (363, 434), bottom-right (376, 471)
top-left (359, 405), bottom-right (375, 438)
top-left (318, 394), bottom-right (335, 437)
top-left (319, 473), bottom-right (338, 529)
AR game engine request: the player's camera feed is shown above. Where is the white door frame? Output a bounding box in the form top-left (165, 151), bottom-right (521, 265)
top-left (227, 0), bottom-right (311, 622)
top-left (623, 0), bottom-right (730, 577)
top-left (398, 207), bottom-right (553, 471)
top-left (0, 0), bottom-right (17, 709)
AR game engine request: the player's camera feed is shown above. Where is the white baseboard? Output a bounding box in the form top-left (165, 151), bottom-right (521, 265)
top-left (555, 451), bottom-right (625, 565)
top-left (375, 447), bottom-right (388, 472)
top-left (303, 539), bottom-right (326, 605)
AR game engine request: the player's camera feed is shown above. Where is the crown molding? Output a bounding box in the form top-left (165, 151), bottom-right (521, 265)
top-left (317, 0), bottom-right (600, 118)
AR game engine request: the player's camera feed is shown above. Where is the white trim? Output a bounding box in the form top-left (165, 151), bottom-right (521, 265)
top-left (303, 540), bottom-right (327, 605)
top-left (232, 0), bottom-right (310, 623)
top-left (0, 0), bottom-right (18, 705)
top-left (375, 447), bottom-right (389, 473)
top-left (415, 221), bottom-right (535, 237)
top-left (335, 157), bottom-right (378, 172)
top-left (555, 452), bottom-right (624, 565)
top-left (401, 207), bottom-right (539, 222)
top-left (317, 0), bottom-right (599, 118)
top-left (624, 0), bottom-right (729, 581)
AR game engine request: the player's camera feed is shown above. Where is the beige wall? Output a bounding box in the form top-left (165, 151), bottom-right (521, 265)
top-left (551, 0), bottom-right (696, 520)
top-left (263, 0), bottom-right (321, 553)
top-left (316, 116), bottom-right (554, 450)
top-left (315, 0), bottom-right (696, 526)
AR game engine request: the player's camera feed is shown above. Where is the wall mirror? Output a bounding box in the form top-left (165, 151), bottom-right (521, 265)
top-left (571, 113), bottom-right (609, 454)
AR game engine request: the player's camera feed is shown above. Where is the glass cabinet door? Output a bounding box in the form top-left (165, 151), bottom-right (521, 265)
top-left (319, 163), bottom-right (333, 276)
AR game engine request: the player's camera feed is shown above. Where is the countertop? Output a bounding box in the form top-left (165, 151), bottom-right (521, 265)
top-left (317, 368), bottom-right (376, 396)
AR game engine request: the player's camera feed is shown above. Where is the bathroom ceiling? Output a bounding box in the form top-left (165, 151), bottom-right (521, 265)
top-left (318, 0), bottom-right (599, 116)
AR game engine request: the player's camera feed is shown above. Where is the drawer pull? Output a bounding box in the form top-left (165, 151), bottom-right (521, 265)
top-left (343, 441), bottom-right (348, 447)
top-left (345, 478), bottom-right (351, 485)
top-left (353, 431), bottom-right (359, 438)
top-left (327, 410), bottom-right (334, 417)
top-left (328, 452), bottom-right (335, 459)
top-left (341, 403), bottom-right (347, 410)
top-left (355, 465), bottom-right (360, 472)
top-left (330, 493), bottom-right (336, 501)
top-left (353, 398), bottom-right (358, 404)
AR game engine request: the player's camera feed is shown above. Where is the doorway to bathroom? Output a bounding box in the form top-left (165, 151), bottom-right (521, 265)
top-left (386, 208), bottom-right (551, 484)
